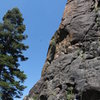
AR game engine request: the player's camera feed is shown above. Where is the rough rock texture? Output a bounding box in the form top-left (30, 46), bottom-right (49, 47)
top-left (24, 0), bottom-right (100, 100)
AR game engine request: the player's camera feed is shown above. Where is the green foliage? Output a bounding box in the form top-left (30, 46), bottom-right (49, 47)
top-left (33, 94), bottom-right (39, 100)
top-left (0, 8), bottom-right (28, 100)
top-left (66, 87), bottom-right (75, 100)
top-left (51, 39), bottom-right (56, 46)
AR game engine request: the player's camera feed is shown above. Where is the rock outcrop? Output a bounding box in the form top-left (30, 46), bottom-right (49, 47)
top-left (24, 0), bottom-right (100, 100)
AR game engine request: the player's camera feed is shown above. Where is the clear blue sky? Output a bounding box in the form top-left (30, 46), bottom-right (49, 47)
top-left (0, 0), bottom-right (67, 99)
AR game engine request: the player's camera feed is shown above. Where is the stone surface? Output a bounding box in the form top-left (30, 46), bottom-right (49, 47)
top-left (24, 0), bottom-right (100, 100)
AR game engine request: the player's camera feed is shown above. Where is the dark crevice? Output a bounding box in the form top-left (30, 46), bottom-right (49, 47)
top-left (81, 89), bottom-right (100, 100)
top-left (58, 29), bottom-right (68, 43)
top-left (44, 75), bottom-right (54, 81)
top-left (71, 38), bottom-right (82, 45)
top-left (53, 29), bottom-right (69, 44)
top-left (98, 0), bottom-right (100, 7)
top-left (57, 84), bottom-right (62, 90)
top-left (40, 95), bottom-right (47, 100)
top-left (66, 83), bottom-right (76, 88)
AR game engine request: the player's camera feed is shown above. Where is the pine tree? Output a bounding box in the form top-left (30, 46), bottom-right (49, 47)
top-left (0, 8), bottom-right (28, 100)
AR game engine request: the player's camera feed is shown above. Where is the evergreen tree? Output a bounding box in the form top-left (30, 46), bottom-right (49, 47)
top-left (0, 8), bottom-right (28, 100)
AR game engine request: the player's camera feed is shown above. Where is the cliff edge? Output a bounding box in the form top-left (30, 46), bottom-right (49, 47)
top-left (24, 0), bottom-right (100, 100)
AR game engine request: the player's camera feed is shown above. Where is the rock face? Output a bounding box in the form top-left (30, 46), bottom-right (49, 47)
top-left (24, 0), bottom-right (100, 100)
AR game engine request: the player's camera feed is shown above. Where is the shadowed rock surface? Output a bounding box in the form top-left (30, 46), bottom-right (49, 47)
top-left (24, 0), bottom-right (100, 100)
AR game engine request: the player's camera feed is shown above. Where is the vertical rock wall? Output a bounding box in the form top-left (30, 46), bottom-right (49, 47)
top-left (24, 0), bottom-right (100, 100)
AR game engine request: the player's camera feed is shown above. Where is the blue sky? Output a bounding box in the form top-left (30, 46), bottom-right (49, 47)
top-left (0, 0), bottom-right (67, 99)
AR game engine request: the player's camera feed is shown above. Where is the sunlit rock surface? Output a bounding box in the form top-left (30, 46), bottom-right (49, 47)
top-left (24, 0), bottom-right (100, 100)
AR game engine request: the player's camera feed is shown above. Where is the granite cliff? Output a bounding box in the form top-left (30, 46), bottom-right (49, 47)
top-left (24, 0), bottom-right (100, 100)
